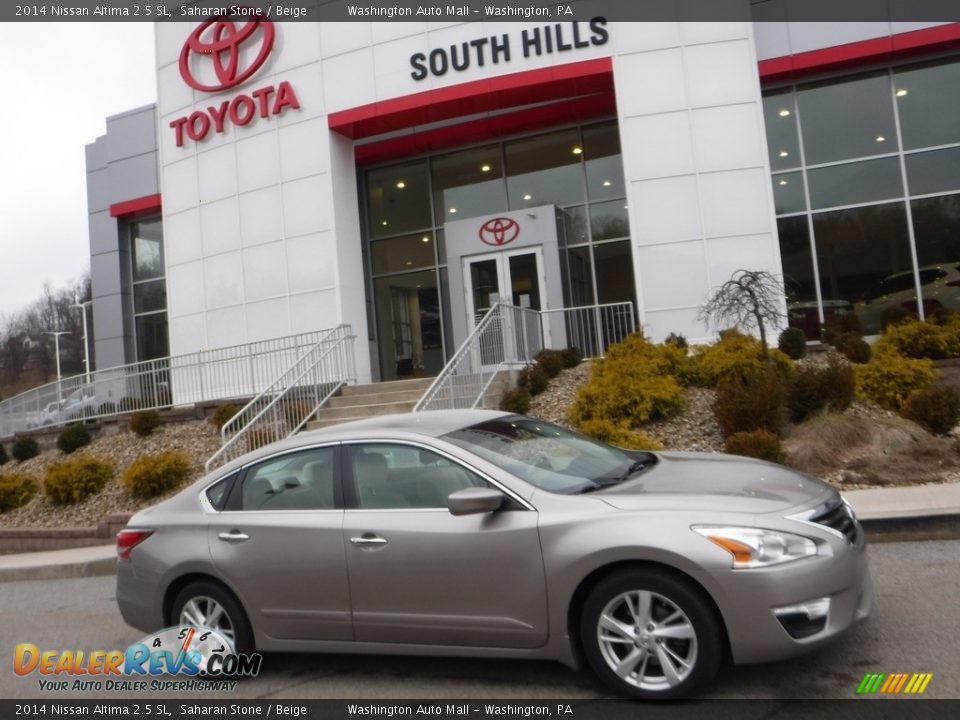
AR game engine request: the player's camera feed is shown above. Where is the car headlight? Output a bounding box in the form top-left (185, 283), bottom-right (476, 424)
top-left (692, 526), bottom-right (818, 568)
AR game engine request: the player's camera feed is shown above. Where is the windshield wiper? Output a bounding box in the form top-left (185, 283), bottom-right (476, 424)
top-left (618, 456), bottom-right (656, 482)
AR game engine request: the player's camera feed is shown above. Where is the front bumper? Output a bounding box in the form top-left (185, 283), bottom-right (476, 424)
top-left (715, 534), bottom-right (872, 665)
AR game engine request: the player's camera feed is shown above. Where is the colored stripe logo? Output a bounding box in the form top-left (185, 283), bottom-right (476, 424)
top-left (857, 672), bottom-right (933, 694)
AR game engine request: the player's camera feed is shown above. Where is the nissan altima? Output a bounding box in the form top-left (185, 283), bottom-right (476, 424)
top-left (116, 410), bottom-right (872, 699)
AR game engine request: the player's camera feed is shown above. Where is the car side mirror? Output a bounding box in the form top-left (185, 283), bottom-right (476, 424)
top-left (448, 487), bottom-right (504, 516)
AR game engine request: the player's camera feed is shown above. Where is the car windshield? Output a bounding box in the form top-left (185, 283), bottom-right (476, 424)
top-left (443, 416), bottom-right (657, 494)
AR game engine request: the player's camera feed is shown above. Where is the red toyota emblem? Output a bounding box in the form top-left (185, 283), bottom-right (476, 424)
top-left (478, 218), bottom-right (520, 246)
top-left (179, 14), bottom-right (275, 92)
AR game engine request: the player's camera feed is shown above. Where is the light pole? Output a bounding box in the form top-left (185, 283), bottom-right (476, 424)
top-left (71, 298), bottom-right (93, 384)
top-left (42, 330), bottom-right (70, 403)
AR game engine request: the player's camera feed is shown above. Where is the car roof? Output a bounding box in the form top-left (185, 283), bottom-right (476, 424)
top-left (208, 409), bottom-right (512, 478)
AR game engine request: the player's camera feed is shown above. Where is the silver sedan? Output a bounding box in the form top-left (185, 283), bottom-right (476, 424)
top-left (116, 409), bottom-right (872, 699)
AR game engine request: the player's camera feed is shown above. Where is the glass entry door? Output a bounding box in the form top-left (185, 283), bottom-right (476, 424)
top-left (464, 247), bottom-right (547, 328)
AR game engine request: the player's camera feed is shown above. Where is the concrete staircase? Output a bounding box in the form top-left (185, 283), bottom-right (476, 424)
top-left (303, 373), bottom-right (512, 430)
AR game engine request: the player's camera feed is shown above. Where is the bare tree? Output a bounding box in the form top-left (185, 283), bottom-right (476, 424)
top-left (698, 269), bottom-right (787, 359)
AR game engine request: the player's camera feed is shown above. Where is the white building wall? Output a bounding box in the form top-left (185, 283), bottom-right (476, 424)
top-left (155, 19), bottom-right (787, 380)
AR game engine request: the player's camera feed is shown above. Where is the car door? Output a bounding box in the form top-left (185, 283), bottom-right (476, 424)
top-left (206, 443), bottom-right (352, 641)
top-left (341, 442), bottom-right (548, 649)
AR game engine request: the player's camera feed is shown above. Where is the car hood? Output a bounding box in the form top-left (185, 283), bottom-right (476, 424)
top-left (597, 451), bottom-right (835, 514)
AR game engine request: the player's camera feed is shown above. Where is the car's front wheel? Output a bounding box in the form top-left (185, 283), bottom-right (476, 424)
top-left (172, 580), bottom-right (254, 655)
top-left (580, 568), bottom-right (724, 699)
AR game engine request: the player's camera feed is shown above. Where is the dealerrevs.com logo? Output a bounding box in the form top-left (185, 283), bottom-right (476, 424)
top-left (14, 626), bottom-right (262, 692)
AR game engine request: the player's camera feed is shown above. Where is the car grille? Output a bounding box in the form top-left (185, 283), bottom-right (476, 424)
top-left (811, 499), bottom-right (861, 545)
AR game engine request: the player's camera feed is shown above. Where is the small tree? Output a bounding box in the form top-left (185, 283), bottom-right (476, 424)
top-left (698, 270), bottom-right (786, 360)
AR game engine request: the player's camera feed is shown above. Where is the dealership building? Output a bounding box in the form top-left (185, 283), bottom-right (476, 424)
top-left (85, 15), bottom-right (960, 388)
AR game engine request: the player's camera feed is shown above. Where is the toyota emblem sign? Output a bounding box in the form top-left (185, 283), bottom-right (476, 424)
top-left (170, 11), bottom-right (300, 147)
top-left (479, 218), bottom-right (521, 246)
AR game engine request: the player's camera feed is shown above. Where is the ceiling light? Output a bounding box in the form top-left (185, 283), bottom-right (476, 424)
top-left (381, 220), bottom-right (388, 226)
top-left (875, 135), bottom-right (886, 142)
top-left (623, 204), bottom-right (628, 209)
top-left (405, 261), bottom-right (413, 266)
top-left (481, 164), bottom-right (491, 172)
top-left (523, 193), bottom-right (532, 201)
top-left (449, 207), bottom-right (457, 214)
top-left (778, 109), bottom-right (791, 117)
top-left (602, 180), bottom-right (612, 187)
top-left (778, 150), bottom-right (789, 158)
top-left (421, 236), bottom-right (430, 243)
top-left (778, 179), bottom-right (788, 186)
top-left (896, 88), bottom-right (908, 97)
top-left (572, 146), bottom-right (583, 155)
top-left (395, 180), bottom-right (405, 189)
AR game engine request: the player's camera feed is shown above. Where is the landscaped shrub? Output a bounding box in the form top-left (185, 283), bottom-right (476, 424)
top-left (0, 473), bottom-right (36, 512)
top-left (534, 349), bottom-right (564, 378)
top-left (499, 387), bottom-right (531, 414)
top-left (880, 305), bottom-right (913, 330)
top-left (823, 314), bottom-right (863, 344)
top-left (517, 364), bottom-right (549, 396)
top-left (724, 430), bottom-right (785, 464)
top-left (122, 451), bottom-right (191, 499)
top-left (12, 438), bottom-right (39, 462)
top-left (777, 327), bottom-right (807, 360)
top-left (901, 387), bottom-right (960, 435)
top-left (575, 418), bottom-right (663, 450)
top-left (787, 355), bottom-right (856, 422)
top-left (569, 335), bottom-right (686, 428)
top-left (560, 346), bottom-right (582, 368)
top-left (43, 457), bottom-right (113, 505)
top-left (713, 368), bottom-right (787, 437)
top-left (693, 330), bottom-right (793, 386)
top-left (832, 332), bottom-right (871, 364)
top-left (0, 443), bottom-right (7, 466)
top-left (664, 332), bottom-right (688, 350)
top-left (212, 403), bottom-right (243, 430)
top-left (57, 423), bottom-right (91, 455)
top-left (129, 410), bottom-right (162, 437)
top-left (855, 349), bottom-right (936, 410)
top-left (875, 319), bottom-right (949, 360)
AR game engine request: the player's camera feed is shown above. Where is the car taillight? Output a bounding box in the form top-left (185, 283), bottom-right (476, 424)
top-left (117, 529), bottom-right (153, 560)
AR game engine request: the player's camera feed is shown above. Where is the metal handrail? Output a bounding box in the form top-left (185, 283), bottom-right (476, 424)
top-left (414, 301), bottom-right (636, 413)
top-left (0, 328), bottom-right (339, 439)
top-left (414, 303), bottom-right (543, 413)
top-left (205, 325), bottom-right (356, 472)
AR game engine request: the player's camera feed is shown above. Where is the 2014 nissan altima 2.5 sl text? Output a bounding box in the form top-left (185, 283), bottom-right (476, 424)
top-left (116, 409), bottom-right (872, 699)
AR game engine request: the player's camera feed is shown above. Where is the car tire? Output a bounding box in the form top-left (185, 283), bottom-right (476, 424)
top-left (172, 580), bottom-right (255, 655)
top-left (580, 568), bottom-right (724, 700)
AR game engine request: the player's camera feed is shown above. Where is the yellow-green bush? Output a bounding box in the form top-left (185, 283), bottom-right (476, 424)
top-left (855, 349), bottom-right (936, 410)
top-left (44, 457), bottom-right (113, 505)
top-left (568, 334), bottom-right (686, 428)
top-left (0, 473), bottom-right (37, 512)
top-left (874, 319), bottom-right (951, 360)
top-left (692, 330), bottom-right (793, 386)
top-left (576, 418), bottom-right (664, 451)
top-left (122, 451), bottom-right (191, 499)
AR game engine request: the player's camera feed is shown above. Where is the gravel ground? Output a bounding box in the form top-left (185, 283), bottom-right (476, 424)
top-left (0, 420), bottom-right (220, 529)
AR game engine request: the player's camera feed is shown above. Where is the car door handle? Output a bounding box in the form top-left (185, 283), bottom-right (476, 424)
top-left (350, 534), bottom-right (388, 546)
top-left (218, 530), bottom-right (250, 543)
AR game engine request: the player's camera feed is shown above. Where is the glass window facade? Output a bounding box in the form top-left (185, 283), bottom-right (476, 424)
top-left (361, 121), bottom-right (633, 380)
top-left (765, 57), bottom-right (960, 337)
top-left (130, 218), bottom-right (169, 361)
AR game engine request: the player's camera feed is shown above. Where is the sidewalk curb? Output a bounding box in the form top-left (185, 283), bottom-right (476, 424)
top-left (0, 556), bottom-right (116, 583)
top-left (861, 513), bottom-right (960, 543)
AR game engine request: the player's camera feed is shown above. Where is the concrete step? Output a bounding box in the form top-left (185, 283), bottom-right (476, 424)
top-left (327, 386), bottom-right (426, 409)
top-left (339, 377), bottom-right (434, 395)
top-left (314, 399), bottom-right (418, 421)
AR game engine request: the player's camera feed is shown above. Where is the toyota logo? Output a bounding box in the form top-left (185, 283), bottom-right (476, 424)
top-left (478, 218), bottom-right (520, 246)
top-left (179, 14), bottom-right (275, 92)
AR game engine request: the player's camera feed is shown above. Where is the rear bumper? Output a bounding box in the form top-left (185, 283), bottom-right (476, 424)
top-left (116, 560), bottom-right (162, 634)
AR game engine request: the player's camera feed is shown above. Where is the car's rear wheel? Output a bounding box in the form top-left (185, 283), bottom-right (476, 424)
top-left (580, 569), bottom-right (723, 699)
top-left (172, 580), bottom-right (254, 655)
